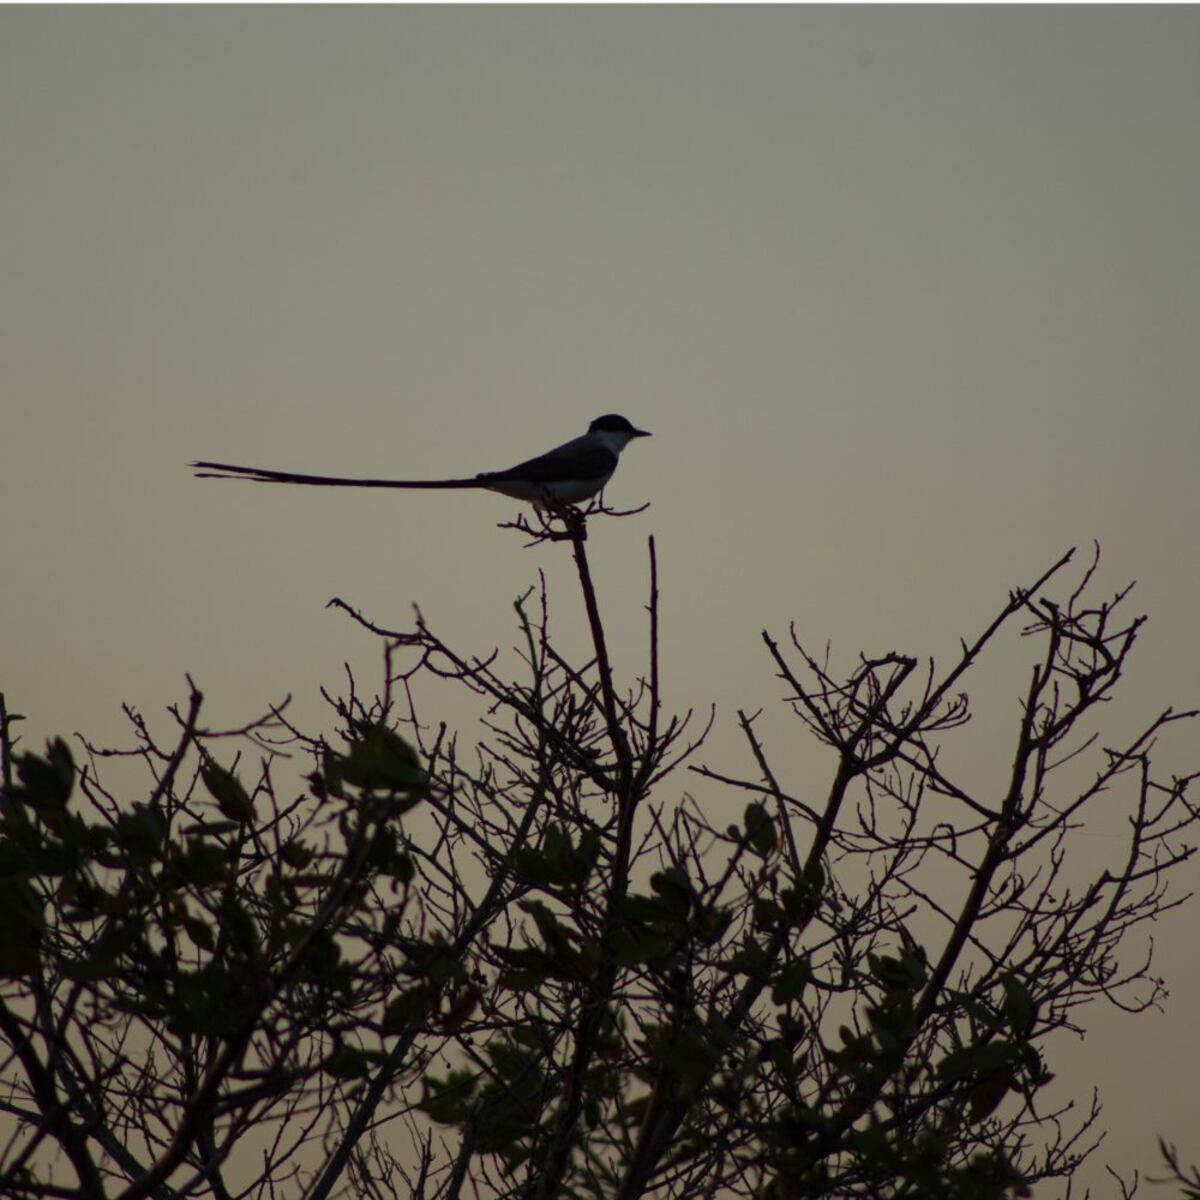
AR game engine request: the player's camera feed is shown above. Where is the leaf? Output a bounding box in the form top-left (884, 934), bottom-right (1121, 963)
top-left (390, 851), bottom-right (415, 884)
top-left (168, 965), bottom-right (247, 1035)
top-left (0, 879), bottom-right (44, 974)
top-left (61, 945), bottom-right (120, 984)
top-left (665, 1030), bottom-right (720, 1097)
top-left (609, 923), bottom-right (679, 966)
top-left (61, 919), bottom-right (142, 984)
top-left (936, 1040), bottom-right (1020, 1083)
top-left (15, 738), bottom-right (75, 808)
top-left (753, 897), bottom-right (783, 930)
top-left (968, 1063), bottom-right (1015, 1123)
top-left (621, 1093), bottom-right (652, 1126)
top-left (691, 904), bottom-right (732, 946)
top-left (324, 1045), bottom-right (370, 1079)
top-left (743, 802), bottom-right (778, 858)
top-left (541, 824), bottom-right (580, 883)
top-left (219, 893), bottom-right (260, 957)
top-left (613, 893), bottom-right (672, 925)
top-left (519, 899), bottom-right (572, 953)
top-left (723, 937), bottom-right (770, 979)
top-left (772, 957), bottom-right (812, 1005)
top-left (366, 826), bottom-right (414, 881)
top-left (181, 836), bottom-right (232, 888)
top-left (280, 840), bottom-right (314, 869)
top-left (300, 929), bottom-right (342, 978)
top-left (1001, 973), bottom-right (1036, 1036)
top-left (112, 805), bottom-right (168, 863)
top-left (331, 724), bottom-right (425, 794)
top-left (439, 984), bottom-right (481, 1031)
top-left (867, 997), bottom-right (913, 1058)
top-left (487, 1038), bottom-right (541, 1083)
top-left (182, 915), bottom-right (215, 952)
top-left (382, 986), bottom-right (435, 1033)
top-left (418, 1069), bottom-right (478, 1125)
top-left (514, 824), bottom-right (599, 888)
top-left (512, 847), bottom-right (561, 887)
top-left (869, 952), bottom-right (921, 992)
top-left (766, 1037), bottom-right (796, 1078)
top-left (650, 866), bottom-right (692, 918)
top-left (201, 763), bottom-right (255, 824)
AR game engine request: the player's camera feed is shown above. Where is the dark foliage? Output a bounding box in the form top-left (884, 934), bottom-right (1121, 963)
top-left (2, 516), bottom-right (1196, 1200)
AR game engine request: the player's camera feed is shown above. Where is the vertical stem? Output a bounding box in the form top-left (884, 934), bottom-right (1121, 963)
top-left (568, 523), bottom-right (631, 788)
top-left (531, 518), bottom-right (644, 1200)
top-left (0, 693), bottom-right (15, 795)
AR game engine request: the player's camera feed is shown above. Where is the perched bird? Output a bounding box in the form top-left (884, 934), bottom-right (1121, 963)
top-left (193, 414), bottom-right (651, 508)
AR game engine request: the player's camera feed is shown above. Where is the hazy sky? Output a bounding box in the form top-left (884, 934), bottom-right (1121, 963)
top-left (2, 8), bottom-right (1198, 1192)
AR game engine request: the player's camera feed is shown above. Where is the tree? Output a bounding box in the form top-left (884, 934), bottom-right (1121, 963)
top-left (2, 506), bottom-right (1196, 1200)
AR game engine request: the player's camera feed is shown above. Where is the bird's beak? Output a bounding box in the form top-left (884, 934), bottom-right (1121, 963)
top-left (632, 428), bottom-right (651, 438)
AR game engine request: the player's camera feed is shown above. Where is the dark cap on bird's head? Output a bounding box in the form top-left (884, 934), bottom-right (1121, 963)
top-left (588, 414), bottom-right (651, 438)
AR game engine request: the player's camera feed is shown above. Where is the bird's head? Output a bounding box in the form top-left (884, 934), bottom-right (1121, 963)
top-left (588, 414), bottom-right (651, 450)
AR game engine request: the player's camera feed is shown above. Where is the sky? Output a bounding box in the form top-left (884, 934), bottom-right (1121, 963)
top-left (2, 8), bottom-right (1198, 1193)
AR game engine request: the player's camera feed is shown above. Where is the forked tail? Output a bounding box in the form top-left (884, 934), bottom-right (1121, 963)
top-left (191, 461), bottom-right (481, 488)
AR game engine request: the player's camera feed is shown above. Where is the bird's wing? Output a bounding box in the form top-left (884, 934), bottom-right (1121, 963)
top-left (478, 437), bottom-right (617, 485)
top-left (192, 461), bottom-right (477, 488)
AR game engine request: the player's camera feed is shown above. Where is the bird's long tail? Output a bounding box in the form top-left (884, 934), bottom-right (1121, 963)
top-left (191, 461), bottom-right (481, 488)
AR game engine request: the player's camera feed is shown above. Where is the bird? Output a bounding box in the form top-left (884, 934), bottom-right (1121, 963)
top-left (193, 414), bottom-right (651, 508)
